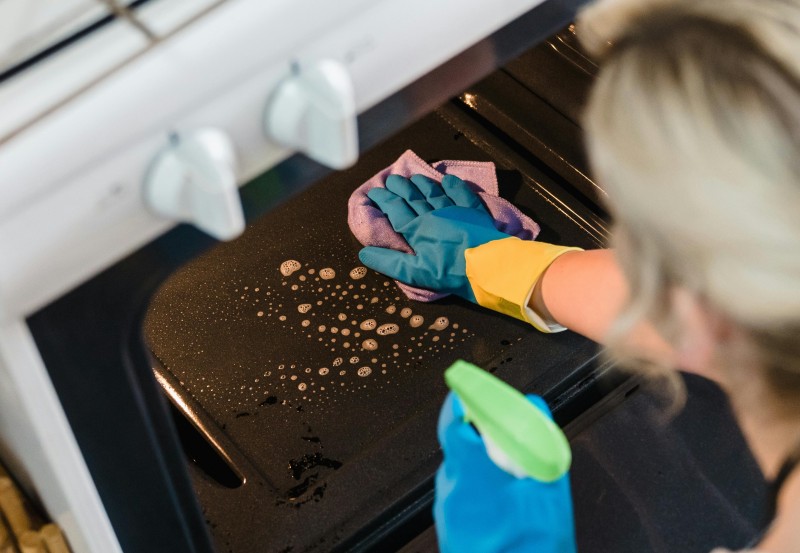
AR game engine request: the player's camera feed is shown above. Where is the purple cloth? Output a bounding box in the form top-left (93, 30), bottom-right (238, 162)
top-left (348, 149), bottom-right (541, 302)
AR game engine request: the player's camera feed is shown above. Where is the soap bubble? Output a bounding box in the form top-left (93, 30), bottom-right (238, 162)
top-left (360, 319), bottom-right (377, 331)
top-left (377, 323), bottom-right (399, 336)
top-left (349, 267), bottom-right (368, 280)
top-left (332, 357), bottom-right (343, 367)
top-left (298, 383), bottom-right (307, 391)
top-left (320, 268), bottom-right (336, 280)
top-left (409, 315), bottom-right (424, 328)
top-left (301, 319), bottom-right (311, 327)
top-left (385, 305), bottom-right (397, 314)
top-left (429, 316), bottom-right (449, 331)
top-left (400, 308), bottom-right (412, 318)
top-left (298, 303), bottom-right (312, 313)
top-left (319, 367), bottom-right (329, 375)
top-left (349, 356), bottom-right (360, 364)
top-left (280, 260), bottom-right (301, 276)
top-left (357, 366), bottom-right (372, 377)
top-left (361, 339), bottom-right (378, 351)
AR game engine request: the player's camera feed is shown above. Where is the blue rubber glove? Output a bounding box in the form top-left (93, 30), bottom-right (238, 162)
top-left (434, 392), bottom-right (577, 553)
top-left (358, 174), bottom-right (510, 302)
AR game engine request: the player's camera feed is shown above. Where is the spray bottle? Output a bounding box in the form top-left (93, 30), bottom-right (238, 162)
top-left (444, 360), bottom-right (571, 481)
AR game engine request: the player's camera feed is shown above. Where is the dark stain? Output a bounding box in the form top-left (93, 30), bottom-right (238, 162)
top-left (287, 473), bottom-right (318, 499)
top-left (500, 339), bottom-right (511, 346)
top-left (288, 452), bottom-right (342, 480)
top-left (277, 475), bottom-right (329, 508)
top-left (311, 482), bottom-right (327, 501)
top-left (301, 436), bottom-right (321, 443)
top-left (260, 395), bottom-right (278, 406)
top-left (234, 411), bottom-right (250, 418)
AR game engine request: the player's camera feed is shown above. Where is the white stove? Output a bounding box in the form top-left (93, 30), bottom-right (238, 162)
top-left (0, 1), bottom-right (563, 551)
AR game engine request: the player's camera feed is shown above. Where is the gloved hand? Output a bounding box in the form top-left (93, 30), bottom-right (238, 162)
top-left (360, 173), bottom-right (510, 301)
top-left (359, 174), bottom-right (582, 331)
top-left (434, 392), bottom-right (577, 553)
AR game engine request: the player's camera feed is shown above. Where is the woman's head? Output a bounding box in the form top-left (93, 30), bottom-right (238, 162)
top-left (579, 0), bottom-right (800, 417)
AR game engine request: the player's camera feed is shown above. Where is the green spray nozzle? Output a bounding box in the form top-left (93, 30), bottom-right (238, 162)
top-left (444, 360), bottom-right (571, 482)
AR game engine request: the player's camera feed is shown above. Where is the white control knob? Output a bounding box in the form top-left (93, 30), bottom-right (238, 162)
top-left (145, 128), bottom-right (245, 241)
top-left (265, 59), bottom-right (359, 170)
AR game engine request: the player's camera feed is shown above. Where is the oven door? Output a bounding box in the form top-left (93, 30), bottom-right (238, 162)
top-left (26, 16), bottom-right (766, 553)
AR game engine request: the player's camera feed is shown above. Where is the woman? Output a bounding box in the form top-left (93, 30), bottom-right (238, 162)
top-left (358, 0), bottom-right (800, 551)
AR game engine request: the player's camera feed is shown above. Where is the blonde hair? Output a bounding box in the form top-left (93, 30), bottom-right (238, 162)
top-left (578, 0), bottom-right (800, 416)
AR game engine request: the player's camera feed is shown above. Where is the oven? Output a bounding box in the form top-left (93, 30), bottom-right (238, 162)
top-left (0, 2), bottom-right (769, 552)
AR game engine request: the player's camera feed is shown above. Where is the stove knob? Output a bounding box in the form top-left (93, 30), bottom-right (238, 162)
top-left (145, 128), bottom-right (245, 241)
top-left (265, 59), bottom-right (358, 170)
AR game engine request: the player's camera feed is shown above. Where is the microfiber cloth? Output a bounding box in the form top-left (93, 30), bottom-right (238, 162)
top-left (348, 149), bottom-right (541, 302)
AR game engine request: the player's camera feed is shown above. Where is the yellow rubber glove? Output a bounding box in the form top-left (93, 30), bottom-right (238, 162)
top-left (465, 238), bottom-right (582, 332)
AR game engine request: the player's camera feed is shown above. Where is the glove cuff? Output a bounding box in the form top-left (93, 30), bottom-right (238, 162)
top-left (464, 238), bottom-right (583, 332)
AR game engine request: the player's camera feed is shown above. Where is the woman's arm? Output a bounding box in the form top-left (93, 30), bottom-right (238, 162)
top-left (533, 248), bottom-right (675, 363)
